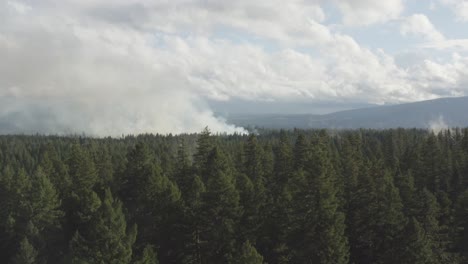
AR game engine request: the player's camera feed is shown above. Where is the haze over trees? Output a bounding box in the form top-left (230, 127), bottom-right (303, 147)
top-left (2, 127), bottom-right (468, 263)
top-left (227, 96), bottom-right (468, 130)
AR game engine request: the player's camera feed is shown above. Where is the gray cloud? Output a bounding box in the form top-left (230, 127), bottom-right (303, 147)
top-left (0, 1), bottom-right (246, 135)
top-left (1, 0), bottom-right (468, 135)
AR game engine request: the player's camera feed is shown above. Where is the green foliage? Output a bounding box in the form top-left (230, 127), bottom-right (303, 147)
top-left (70, 189), bottom-right (136, 264)
top-left (29, 167), bottom-right (63, 233)
top-left (234, 241), bottom-right (264, 264)
top-left (399, 218), bottom-right (434, 264)
top-left (289, 133), bottom-right (349, 264)
top-left (1, 128), bottom-right (468, 263)
top-left (454, 189), bottom-right (468, 261)
top-left (199, 147), bottom-right (241, 263)
top-left (11, 237), bottom-right (37, 264)
top-left (371, 168), bottom-right (407, 264)
top-left (181, 175), bottom-right (205, 264)
top-left (245, 134), bottom-right (265, 181)
top-left (134, 245), bottom-right (158, 264)
top-left (40, 144), bottom-right (71, 197)
top-left (68, 144), bottom-right (98, 193)
top-left (194, 127), bottom-right (213, 178)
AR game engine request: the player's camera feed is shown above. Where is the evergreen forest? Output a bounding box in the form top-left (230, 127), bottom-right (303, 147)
top-left (2, 128), bottom-right (468, 264)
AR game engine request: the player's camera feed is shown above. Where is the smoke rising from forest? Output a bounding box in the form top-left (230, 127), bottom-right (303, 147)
top-left (0, 1), bottom-right (246, 136)
top-left (0, 95), bottom-right (245, 136)
top-left (428, 115), bottom-right (449, 134)
top-left (2, 1), bottom-right (468, 135)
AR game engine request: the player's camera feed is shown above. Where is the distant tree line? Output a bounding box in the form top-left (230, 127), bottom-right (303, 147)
top-left (2, 127), bottom-right (468, 263)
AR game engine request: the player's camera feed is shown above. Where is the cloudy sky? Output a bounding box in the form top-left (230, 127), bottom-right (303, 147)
top-left (1, 0), bottom-right (468, 135)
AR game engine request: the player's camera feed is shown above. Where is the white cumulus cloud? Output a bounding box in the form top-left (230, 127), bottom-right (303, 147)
top-left (439, 0), bottom-right (468, 22)
top-left (334, 0), bottom-right (404, 26)
top-left (1, 0), bottom-right (468, 135)
top-left (401, 14), bottom-right (445, 42)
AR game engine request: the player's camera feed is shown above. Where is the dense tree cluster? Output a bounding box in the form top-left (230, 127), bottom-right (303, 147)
top-left (1, 127), bottom-right (468, 263)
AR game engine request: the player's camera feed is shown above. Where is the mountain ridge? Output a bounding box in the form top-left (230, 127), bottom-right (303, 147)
top-left (227, 96), bottom-right (468, 129)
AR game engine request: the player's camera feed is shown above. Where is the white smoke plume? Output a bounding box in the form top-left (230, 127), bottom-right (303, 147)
top-left (428, 115), bottom-right (449, 134)
top-left (0, 1), bottom-right (246, 136)
top-left (2, 1), bottom-right (468, 136)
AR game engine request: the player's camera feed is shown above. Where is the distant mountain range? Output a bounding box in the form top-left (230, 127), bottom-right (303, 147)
top-left (227, 96), bottom-right (468, 130)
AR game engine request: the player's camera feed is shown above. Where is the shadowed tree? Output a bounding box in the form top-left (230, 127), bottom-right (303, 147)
top-left (70, 189), bottom-right (136, 264)
top-left (11, 237), bottom-right (37, 264)
top-left (199, 147), bottom-right (241, 263)
top-left (134, 245), bottom-right (159, 264)
top-left (399, 217), bottom-right (434, 264)
top-left (289, 132), bottom-right (349, 264)
top-left (234, 241), bottom-right (264, 264)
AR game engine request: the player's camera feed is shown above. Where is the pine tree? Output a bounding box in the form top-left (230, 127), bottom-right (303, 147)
top-left (95, 147), bottom-right (115, 193)
top-left (199, 147), bottom-right (241, 263)
top-left (121, 142), bottom-right (183, 262)
top-left (293, 133), bottom-right (309, 171)
top-left (399, 217), bottom-right (434, 264)
top-left (347, 161), bottom-right (376, 264)
top-left (418, 134), bottom-right (445, 193)
top-left (139, 163), bottom-right (182, 263)
top-left (70, 189), bottom-right (136, 264)
top-left (416, 188), bottom-right (456, 262)
top-left (371, 168), bottom-right (407, 264)
top-left (28, 167), bottom-right (64, 262)
top-left (394, 171), bottom-right (416, 216)
top-left (134, 245), bottom-right (159, 264)
top-left (347, 161), bottom-right (408, 264)
top-left (296, 133), bottom-right (349, 264)
top-left (234, 241), bottom-right (264, 264)
top-left (245, 134), bottom-right (264, 181)
top-left (287, 133), bottom-right (350, 263)
top-left (194, 127), bottom-right (213, 179)
top-left (1, 168), bottom-right (31, 235)
top-left (39, 143), bottom-right (71, 197)
top-left (0, 168), bottom-right (32, 261)
top-left (239, 135), bottom-right (267, 244)
top-left (237, 173), bottom-right (262, 243)
top-left (262, 188), bottom-right (292, 264)
top-left (174, 138), bottom-right (193, 197)
top-left (0, 166), bottom-right (15, 260)
top-left (68, 144), bottom-right (99, 194)
top-left (259, 132), bottom-right (293, 263)
top-left (2, 125), bottom-right (468, 263)
top-left (11, 237), bottom-right (37, 264)
top-left (66, 144), bottom-right (101, 243)
top-left (120, 142), bottom-right (153, 216)
top-left (272, 131), bottom-right (293, 198)
top-left (287, 168), bottom-right (310, 261)
top-left (182, 175), bottom-right (206, 264)
top-left (454, 189), bottom-right (468, 261)
top-left (29, 167), bottom-right (63, 233)
top-left (340, 133), bottom-right (364, 233)
top-left (120, 142), bottom-right (182, 261)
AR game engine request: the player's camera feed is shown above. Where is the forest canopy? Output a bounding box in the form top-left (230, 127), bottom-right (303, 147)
top-left (1, 128), bottom-right (468, 263)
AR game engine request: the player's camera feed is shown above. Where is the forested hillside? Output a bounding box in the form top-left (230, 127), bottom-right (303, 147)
top-left (2, 128), bottom-right (468, 263)
top-left (227, 96), bottom-right (468, 130)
